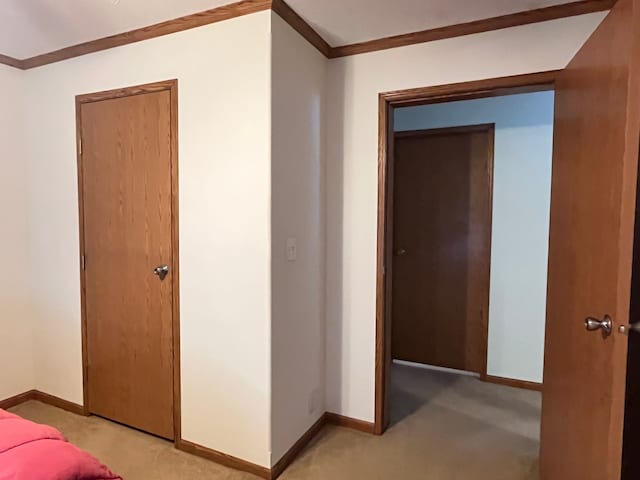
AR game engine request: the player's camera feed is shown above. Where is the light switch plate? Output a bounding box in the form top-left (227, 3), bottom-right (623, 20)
top-left (286, 238), bottom-right (297, 262)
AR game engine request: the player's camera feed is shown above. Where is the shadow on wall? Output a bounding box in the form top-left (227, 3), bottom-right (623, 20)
top-left (325, 61), bottom-right (347, 415)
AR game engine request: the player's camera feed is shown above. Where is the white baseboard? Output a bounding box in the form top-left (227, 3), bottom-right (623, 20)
top-left (392, 359), bottom-right (480, 378)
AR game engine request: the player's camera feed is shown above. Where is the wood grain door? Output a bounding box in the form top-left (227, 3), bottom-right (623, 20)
top-left (539, 0), bottom-right (640, 477)
top-left (79, 85), bottom-right (177, 440)
top-left (391, 125), bottom-right (493, 374)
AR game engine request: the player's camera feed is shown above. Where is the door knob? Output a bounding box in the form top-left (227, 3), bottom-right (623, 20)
top-left (618, 323), bottom-right (640, 335)
top-left (395, 249), bottom-right (407, 256)
top-left (153, 265), bottom-right (170, 281)
top-left (585, 315), bottom-right (612, 337)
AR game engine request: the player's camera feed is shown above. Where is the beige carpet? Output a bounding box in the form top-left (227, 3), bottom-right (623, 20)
top-left (9, 364), bottom-right (540, 479)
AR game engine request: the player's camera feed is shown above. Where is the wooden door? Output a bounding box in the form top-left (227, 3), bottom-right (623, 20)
top-left (539, 0), bottom-right (640, 478)
top-left (391, 125), bottom-right (493, 374)
top-left (621, 171), bottom-right (640, 478)
top-left (78, 82), bottom-right (178, 440)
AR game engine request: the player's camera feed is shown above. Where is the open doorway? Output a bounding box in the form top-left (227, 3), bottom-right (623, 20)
top-left (371, 2), bottom-right (640, 477)
top-left (374, 72), bottom-right (557, 477)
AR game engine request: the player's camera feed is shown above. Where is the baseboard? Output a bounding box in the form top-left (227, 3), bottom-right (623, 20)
top-left (176, 439), bottom-right (271, 479)
top-left (325, 412), bottom-right (376, 434)
top-left (180, 412), bottom-right (374, 479)
top-left (2, 390), bottom-right (374, 479)
top-left (393, 359), bottom-right (480, 378)
top-left (0, 389), bottom-right (87, 415)
top-left (482, 375), bottom-right (543, 392)
top-left (31, 391), bottom-right (88, 415)
top-left (271, 413), bottom-right (328, 479)
top-left (0, 390), bottom-right (38, 410)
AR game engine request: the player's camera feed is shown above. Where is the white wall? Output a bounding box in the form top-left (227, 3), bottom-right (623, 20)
top-left (0, 64), bottom-right (35, 400)
top-left (22, 12), bottom-right (272, 467)
top-left (394, 91), bottom-right (555, 383)
top-left (270, 13), bottom-right (327, 464)
top-left (1, 4), bottom-right (610, 465)
top-left (325, 12), bottom-right (607, 422)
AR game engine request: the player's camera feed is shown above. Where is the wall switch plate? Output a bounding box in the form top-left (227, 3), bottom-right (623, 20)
top-left (286, 238), bottom-right (297, 262)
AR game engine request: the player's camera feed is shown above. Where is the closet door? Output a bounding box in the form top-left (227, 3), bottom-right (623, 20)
top-left (78, 83), bottom-right (177, 440)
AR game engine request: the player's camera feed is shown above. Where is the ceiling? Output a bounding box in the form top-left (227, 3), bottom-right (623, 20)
top-left (288, 0), bottom-right (578, 46)
top-left (0, 0), bottom-right (582, 59)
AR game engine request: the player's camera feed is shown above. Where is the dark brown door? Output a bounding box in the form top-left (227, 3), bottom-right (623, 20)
top-left (79, 87), bottom-right (176, 440)
top-left (391, 125), bottom-right (493, 374)
top-left (539, 0), bottom-right (640, 477)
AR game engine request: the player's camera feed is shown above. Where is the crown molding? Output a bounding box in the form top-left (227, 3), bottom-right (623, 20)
top-left (21, 0), bottom-right (271, 70)
top-left (0, 0), bottom-right (615, 70)
top-left (329, 0), bottom-right (616, 58)
top-left (2, 0), bottom-right (271, 70)
top-left (271, 0), bottom-right (331, 57)
top-left (0, 53), bottom-right (24, 69)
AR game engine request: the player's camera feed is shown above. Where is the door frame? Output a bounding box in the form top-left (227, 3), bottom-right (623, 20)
top-left (374, 70), bottom-right (559, 435)
top-left (75, 79), bottom-right (181, 442)
top-left (392, 123), bottom-right (495, 376)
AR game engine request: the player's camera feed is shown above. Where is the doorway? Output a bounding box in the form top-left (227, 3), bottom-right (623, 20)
top-left (76, 80), bottom-right (180, 441)
top-left (378, 79), bottom-right (554, 478)
top-left (375, 71), bottom-right (558, 436)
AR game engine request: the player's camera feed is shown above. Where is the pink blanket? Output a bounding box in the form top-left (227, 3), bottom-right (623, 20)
top-left (0, 409), bottom-right (121, 480)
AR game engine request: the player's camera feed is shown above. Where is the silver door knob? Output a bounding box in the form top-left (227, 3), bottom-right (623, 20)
top-left (153, 265), bottom-right (170, 281)
top-left (618, 323), bottom-right (640, 335)
top-left (585, 315), bottom-right (612, 337)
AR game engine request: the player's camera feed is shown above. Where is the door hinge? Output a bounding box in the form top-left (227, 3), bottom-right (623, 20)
top-left (81, 254), bottom-right (86, 271)
top-left (78, 138), bottom-right (83, 155)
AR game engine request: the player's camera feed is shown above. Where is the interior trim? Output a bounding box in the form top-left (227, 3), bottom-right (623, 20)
top-left (482, 375), bottom-right (543, 392)
top-left (31, 391), bottom-right (89, 416)
top-left (176, 439), bottom-right (272, 479)
top-left (0, 390), bottom-right (86, 416)
top-left (271, 414), bottom-right (327, 479)
top-left (271, 0), bottom-right (331, 57)
top-left (325, 412), bottom-right (376, 434)
top-left (270, 411), bottom-right (376, 478)
top-left (10, 0), bottom-right (272, 70)
top-left (375, 70), bottom-right (559, 436)
top-left (329, 0), bottom-right (616, 58)
top-left (0, 390), bottom-right (375, 479)
top-left (0, 53), bottom-right (23, 69)
top-left (382, 70), bottom-right (561, 108)
top-left (0, 0), bottom-right (613, 69)
top-left (166, 411), bottom-right (376, 478)
top-left (0, 390), bottom-right (37, 410)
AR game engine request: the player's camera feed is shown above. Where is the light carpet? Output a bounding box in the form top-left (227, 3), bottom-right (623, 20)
top-left (10, 364), bottom-right (541, 479)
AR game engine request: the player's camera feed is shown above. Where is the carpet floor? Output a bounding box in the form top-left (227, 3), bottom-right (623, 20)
top-left (9, 364), bottom-right (541, 479)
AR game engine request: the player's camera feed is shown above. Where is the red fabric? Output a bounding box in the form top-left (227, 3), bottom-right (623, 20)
top-left (0, 409), bottom-right (121, 480)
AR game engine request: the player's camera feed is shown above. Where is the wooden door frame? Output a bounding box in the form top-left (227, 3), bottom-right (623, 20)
top-left (75, 79), bottom-right (181, 443)
top-left (375, 70), bottom-right (559, 435)
top-left (392, 123), bottom-right (495, 377)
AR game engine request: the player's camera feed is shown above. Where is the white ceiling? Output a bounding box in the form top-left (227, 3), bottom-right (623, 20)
top-left (0, 0), bottom-right (581, 59)
top-left (0, 0), bottom-right (238, 59)
top-left (288, 0), bottom-right (578, 46)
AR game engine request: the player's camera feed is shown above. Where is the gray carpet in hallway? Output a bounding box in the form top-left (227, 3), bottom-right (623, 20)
top-left (9, 364), bottom-right (541, 479)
